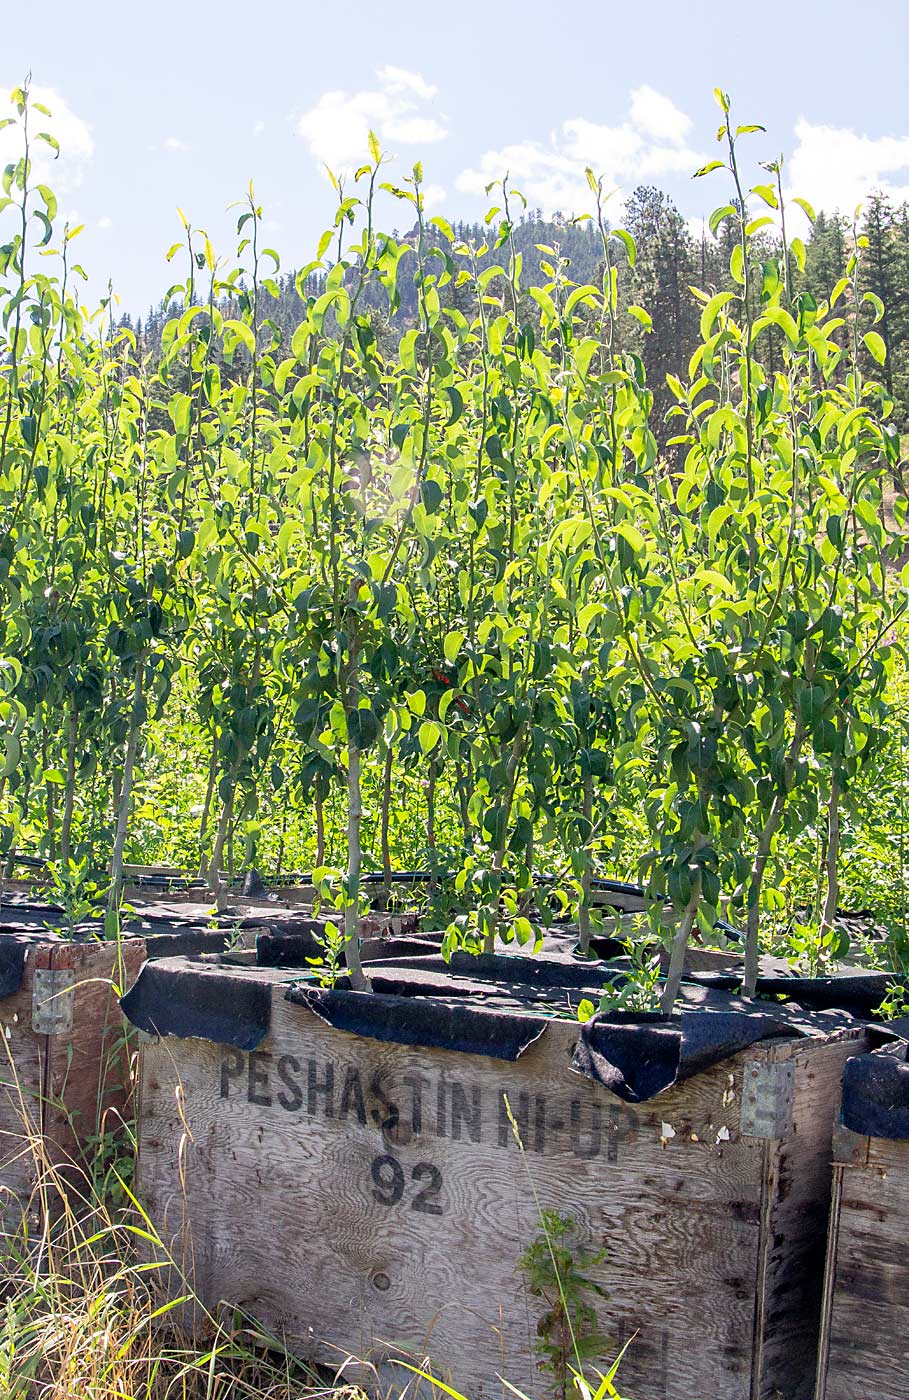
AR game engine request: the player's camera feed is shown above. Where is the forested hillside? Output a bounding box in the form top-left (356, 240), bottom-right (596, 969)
top-left (124, 185), bottom-right (909, 448)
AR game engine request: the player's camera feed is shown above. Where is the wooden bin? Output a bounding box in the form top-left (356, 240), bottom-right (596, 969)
top-left (126, 955), bottom-right (868, 1400)
top-left (0, 906), bottom-right (241, 1241)
top-left (814, 1044), bottom-right (909, 1400)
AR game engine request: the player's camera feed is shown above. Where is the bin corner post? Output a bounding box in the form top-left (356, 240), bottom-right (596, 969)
top-left (813, 1158), bottom-right (846, 1400)
top-left (751, 1032), bottom-right (872, 1400)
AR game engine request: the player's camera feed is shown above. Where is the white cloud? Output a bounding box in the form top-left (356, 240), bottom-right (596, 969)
top-left (377, 65), bottom-right (437, 103)
top-left (97, 215), bottom-right (112, 230)
top-left (164, 135), bottom-right (190, 152)
top-left (253, 119), bottom-right (265, 136)
top-left (786, 117), bottom-right (909, 218)
top-left (0, 83), bottom-right (93, 193)
top-left (296, 66), bottom-right (446, 173)
top-left (420, 182), bottom-right (447, 210)
top-left (629, 86), bottom-right (691, 145)
top-left (456, 86), bottom-right (704, 215)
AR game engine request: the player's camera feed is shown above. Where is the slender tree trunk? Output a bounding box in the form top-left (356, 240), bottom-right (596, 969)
top-left (743, 725), bottom-right (805, 996)
top-left (380, 745), bottom-right (393, 901)
top-left (207, 781), bottom-right (234, 901)
top-left (344, 738), bottom-right (367, 989)
top-left (111, 767), bottom-right (122, 832)
top-left (426, 757), bottom-right (437, 893)
top-left (59, 699), bottom-right (78, 865)
top-left (107, 662), bottom-right (145, 919)
top-left (0, 775), bottom-right (6, 901)
top-left (41, 719), bottom-right (57, 862)
top-left (577, 770), bottom-right (595, 955)
top-left (661, 881), bottom-right (701, 1016)
top-left (196, 731), bottom-right (218, 877)
top-left (343, 632), bottom-right (367, 991)
top-left (314, 791), bottom-right (326, 868)
top-left (819, 775), bottom-right (841, 964)
top-left (483, 727), bottom-right (527, 955)
top-left (660, 828), bottom-right (706, 1015)
top-left (275, 806), bottom-right (288, 879)
top-left (454, 757), bottom-right (472, 846)
top-left (520, 822), bottom-right (535, 915)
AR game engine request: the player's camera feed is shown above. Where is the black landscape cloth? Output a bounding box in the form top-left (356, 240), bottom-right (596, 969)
top-left (841, 1044), bottom-right (909, 1139)
top-left (288, 983), bottom-right (548, 1060)
top-left (0, 936), bottom-right (28, 998)
top-left (571, 1001), bottom-right (797, 1103)
top-left (120, 960), bottom-right (271, 1050)
top-left (286, 969), bottom-right (845, 1095)
top-left (255, 924), bottom-right (330, 966)
top-left (366, 950), bottom-right (626, 993)
top-left (689, 965), bottom-right (901, 1016)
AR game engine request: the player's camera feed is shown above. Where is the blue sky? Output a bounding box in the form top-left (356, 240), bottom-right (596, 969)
top-left (5, 0), bottom-right (909, 313)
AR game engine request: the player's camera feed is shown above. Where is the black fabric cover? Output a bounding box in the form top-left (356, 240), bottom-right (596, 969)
top-left (571, 1001), bottom-right (797, 1102)
top-left (287, 983), bottom-right (548, 1061)
top-left (690, 965), bottom-right (900, 1017)
top-left (366, 950), bottom-right (625, 993)
top-left (255, 925), bottom-right (330, 967)
top-left (120, 960), bottom-right (271, 1050)
top-left (841, 1044), bottom-right (909, 1139)
top-left (144, 928), bottom-right (229, 959)
top-left (286, 969), bottom-right (848, 1097)
top-left (0, 936), bottom-right (28, 998)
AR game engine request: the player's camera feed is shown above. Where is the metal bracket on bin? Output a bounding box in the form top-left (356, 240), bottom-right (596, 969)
top-left (740, 1060), bottom-right (794, 1139)
top-left (32, 968), bottom-right (76, 1035)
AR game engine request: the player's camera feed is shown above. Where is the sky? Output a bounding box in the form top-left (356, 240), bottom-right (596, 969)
top-left (5, 0), bottom-right (909, 314)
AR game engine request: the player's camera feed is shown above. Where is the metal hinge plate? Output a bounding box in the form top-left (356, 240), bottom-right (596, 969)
top-left (32, 968), bottom-right (75, 1035)
top-left (740, 1060), bottom-right (794, 1139)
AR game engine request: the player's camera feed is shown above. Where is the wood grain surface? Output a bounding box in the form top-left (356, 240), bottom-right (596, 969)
top-left (0, 934), bottom-right (149, 1244)
top-left (137, 964), bottom-right (864, 1400)
top-left (816, 1131), bottom-right (909, 1399)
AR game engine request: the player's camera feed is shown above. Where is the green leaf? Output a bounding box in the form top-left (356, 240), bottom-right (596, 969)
top-left (444, 386), bottom-right (464, 424)
top-left (792, 197), bottom-right (816, 224)
top-left (864, 330), bottom-right (887, 365)
top-left (443, 630), bottom-right (465, 665)
top-left (223, 319), bottom-right (257, 355)
top-left (700, 291), bottom-right (734, 340)
top-left (615, 522), bottom-right (645, 555)
top-left (626, 304), bottom-right (652, 331)
top-left (610, 228), bottom-right (636, 268)
top-left (752, 183), bottom-right (778, 209)
top-left (708, 203), bottom-right (736, 235)
top-left (418, 720), bottom-right (442, 755)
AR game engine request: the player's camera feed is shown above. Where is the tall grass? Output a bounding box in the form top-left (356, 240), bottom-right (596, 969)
top-left (0, 1095), bottom-right (343, 1399)
top-left (0, 1073), bottom-right (633, 1400)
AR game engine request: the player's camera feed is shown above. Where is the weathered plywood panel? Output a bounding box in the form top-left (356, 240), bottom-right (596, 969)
top-left (43, 939), bottom-right (146, 1176)
top-left (138, 980), bottom-right (861, 1400)
top-left (817, 1137), bottom-right (909, 1400)
top-left (0, 946), bottom-right (48, 1236)
top-left (0, 933), bottom-right (160, 1245)
top-left (757, 1035), bottom-right (867, 1400)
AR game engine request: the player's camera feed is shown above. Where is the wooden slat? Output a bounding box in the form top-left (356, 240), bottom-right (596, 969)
top-left (755, 1031), bottom-right (868, 1400)
top-left (816, 1132), bottom-right (909, 1399)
